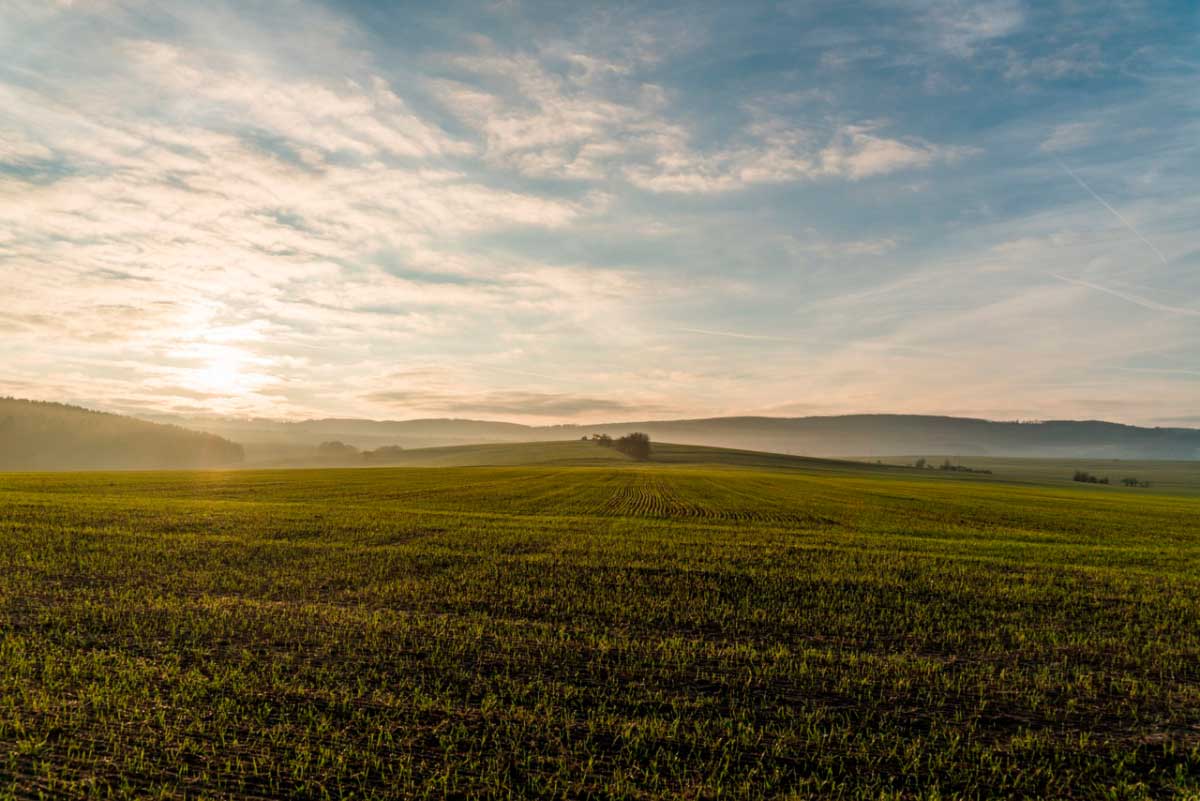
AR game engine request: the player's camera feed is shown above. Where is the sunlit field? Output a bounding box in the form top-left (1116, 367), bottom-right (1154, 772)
top-left (2, 458), bottom-right (1198, 799)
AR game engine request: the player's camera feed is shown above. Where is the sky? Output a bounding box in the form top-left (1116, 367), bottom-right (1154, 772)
top-left (1, 0), bottom-right (1197, 425)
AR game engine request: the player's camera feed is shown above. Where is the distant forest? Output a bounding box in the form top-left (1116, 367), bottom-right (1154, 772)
top-left (0, 398), bottom-right (244, 470)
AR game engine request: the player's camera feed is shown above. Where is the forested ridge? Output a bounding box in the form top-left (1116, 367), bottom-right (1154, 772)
top-left (0, 398), bottom-right (243, 470)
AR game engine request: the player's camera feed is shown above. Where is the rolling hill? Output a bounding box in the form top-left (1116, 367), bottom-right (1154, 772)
top-left (290, 439), bottom-right (1200, 493)
top-left (165, 412), bottom-right (1200, 461)
top-left (283, 439), bottom-right (888, 472)
top-left (11, 395), bottom-right (1200, 470)
top-left (0, 398), bottom-right (245, 470)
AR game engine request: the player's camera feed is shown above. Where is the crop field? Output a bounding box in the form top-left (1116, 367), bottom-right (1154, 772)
top-left (867, 455), bottom-right (1200, 497)
top-left (1, 453), bottom-right (1199, 799)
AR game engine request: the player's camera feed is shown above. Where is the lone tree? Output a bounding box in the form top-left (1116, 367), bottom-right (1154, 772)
top-left (615, 432), bottom-right (651, 461)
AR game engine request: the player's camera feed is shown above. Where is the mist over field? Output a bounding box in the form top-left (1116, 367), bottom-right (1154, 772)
top-left (167, 411), bottom-right (1200, 461)
top-left (5, 397), bottom-right (1200, 471)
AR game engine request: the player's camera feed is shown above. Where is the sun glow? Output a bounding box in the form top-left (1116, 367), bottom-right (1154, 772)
top-left (175, 343), bottom-right (272, 398)
top-left (193, 349), bottom-right (246, 395)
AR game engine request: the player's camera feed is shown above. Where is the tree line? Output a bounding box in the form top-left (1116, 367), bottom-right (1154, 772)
top-left (1073, 470), bottom-right (1150, 488)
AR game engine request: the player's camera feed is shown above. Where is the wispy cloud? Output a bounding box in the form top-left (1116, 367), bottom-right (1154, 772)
top-left (929, 0), bottom-right (1024, 57)
top-left (1040, 122), bottom-right (1097, 153)
top-left (1006, 42), bottom-right (1102, 83)
top-left (432, 38), bottom-right (975, 194)
top-left (625, 122), bottom-right (975, 193)
top-left (365, 389), bottom-right (663, 418)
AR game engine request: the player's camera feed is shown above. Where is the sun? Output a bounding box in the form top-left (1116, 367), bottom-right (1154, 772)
top-left (193, 350), bottom-right (245, 395)
top-left (178, 343), bottom-right (263, 397)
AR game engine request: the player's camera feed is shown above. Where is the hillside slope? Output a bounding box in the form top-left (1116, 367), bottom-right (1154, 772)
top-left (558, 416), bottom-right (1200, 459)
top-left (256, 439), bottom-right (1199, 493)
top-left (0, 398), bottom-right (244, 470)
top-left (339, 439), bottom-right (903, 474)
top-left (170, 412), bottom-right (1200, 460)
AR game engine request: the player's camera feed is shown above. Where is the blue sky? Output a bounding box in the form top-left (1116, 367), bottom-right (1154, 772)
top-left (1, 0), bottom-right (1197, 424)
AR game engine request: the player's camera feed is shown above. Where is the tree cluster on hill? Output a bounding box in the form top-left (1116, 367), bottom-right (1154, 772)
top-left (0, 398), bottom-right (244, 470)
top-left (1073, 470), bottom-right (1109, 485)
top-left (316, 441), bottom-right (360, 461)
top-left (588, 432), bottom-right (651, 461)
top-left (362, 445), bottom-right (405, 463)
top-left (312, 441), bottom-right (406, 464)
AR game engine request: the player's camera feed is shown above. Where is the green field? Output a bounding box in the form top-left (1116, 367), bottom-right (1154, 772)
top-left (2, 447), bottom-right (1199, 799)
top-left (285, 440), bottom-right (1200, 497)
top-left (268, 439), bottom-right (880, 470)
top-left (873, 455), bottom-right (1200, 497)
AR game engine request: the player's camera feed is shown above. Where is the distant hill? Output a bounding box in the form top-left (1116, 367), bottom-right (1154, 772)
top-left (151, 416), bottom-right (535, 461)
top-left (563, 415), bottom-right (1200, 460)
top-left (340, 439), bottom-right (906, 473)
top-left (165, 412), bottom-right (1200, 461)
top-left (293, 440), bottom-right (1200, 494)
top-left (0, 398), bottom-right (244, 470)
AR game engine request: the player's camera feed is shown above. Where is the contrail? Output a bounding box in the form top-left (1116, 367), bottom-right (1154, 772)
top-left (674, 327), bottom-right (789, 341)
top-left (851, 341), bottom-right (949, 356)
top-left (1052, 273), bottom-right (1199, 317)
top-left (1054, 156), bottom-right (1168, 264)
top-left (1110, 367), bottom-right (1200, 376)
